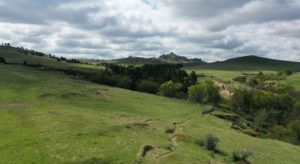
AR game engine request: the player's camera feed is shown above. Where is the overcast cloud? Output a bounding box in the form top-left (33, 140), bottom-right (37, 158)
top-left (0, 0), bottom-right (299, 62)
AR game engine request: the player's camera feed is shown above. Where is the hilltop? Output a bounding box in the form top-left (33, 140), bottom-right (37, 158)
top-left (187, 55), bottom-right (300, 71)
top-left (109, 52), bottom-right (205, 65)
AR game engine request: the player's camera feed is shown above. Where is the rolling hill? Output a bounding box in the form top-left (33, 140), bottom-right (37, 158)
top-left (1, 64), bottom-right (300, 163)
top-left (186, 55), bottom-right (300, 71)
top-left (0, 45), bottom-right (300, 163)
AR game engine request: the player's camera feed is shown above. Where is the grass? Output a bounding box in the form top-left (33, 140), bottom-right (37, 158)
top-left (1, 64), bottom-right (300, 163)
top-left (281, 72), bottom-right (300, 90)
top-left (0, 47), bottom-right (104, 73)
top-left (186, 69), bottom-right (275, 81)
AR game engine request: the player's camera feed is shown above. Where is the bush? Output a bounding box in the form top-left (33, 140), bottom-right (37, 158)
top-left (159, 80), bottom-right (184, 98)
top-left (290, 101), bottom-right (300, 120)
top-left (205, 134), bottom-right (219, 151)
top-left (253, 91), bottom-right (293, 113)
top-left (232, 148), bottom-right (253, 163)
top-left (188, 80), bottom-right (221, 105)
top-left (288, 120), bottom-right (300, 143)
top-left (136, 80), bottom-right (159, 94)
top-left (255, 109), bottom-right (280, 128)
top-left (115, 76), bottom-right (132, 89)
top-left (91, 74), bottom-right (131, 89)
top-left (194, 134), bottom-right (219, 151)
top-left (194, 137), bottom-right (205, 147)
top-left (0, 57), bottom-right (7, 64)
top-left (230, 88), bottom-right (254, 114)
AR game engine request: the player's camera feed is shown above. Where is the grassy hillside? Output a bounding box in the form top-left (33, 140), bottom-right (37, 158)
top-left (186, 55), bottom-right (300, 71)
top-left (0, 47), bottom-right (103, 73)
top-left (1, 64), bottom-right (300, 163)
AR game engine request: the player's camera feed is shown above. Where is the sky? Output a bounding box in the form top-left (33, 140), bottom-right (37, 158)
top-left (0, 0), bottom-right (300, 62)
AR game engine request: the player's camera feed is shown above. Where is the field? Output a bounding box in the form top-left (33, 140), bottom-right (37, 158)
top-left (185, 69), bottom-right (300, 90)
top-left (1, 64), bottom-right (300, 164)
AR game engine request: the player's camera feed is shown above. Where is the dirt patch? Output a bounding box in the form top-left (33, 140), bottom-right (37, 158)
top-left (0, 102), bottom-right (30, 109)
top-left (64, 157), bottom-right (111, 164)
top-left (213, 113), bottom-right (247, 129)
top-left (173, 133), bottom-right (192, 142)
top-left (144, 118), bottom-right (160, 123)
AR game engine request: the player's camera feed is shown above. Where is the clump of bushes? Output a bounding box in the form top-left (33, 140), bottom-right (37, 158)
top-left (188, 80), bottom-right (221, 105)
top-left (232, 148), bottom-right (253, 163)
top-left (136, 80), bottom-right (159, 94)
top-left (195, 134), bottom-right (219, 151)
top-left (230, 88), bottom-right (254, 114)
top-left (159, 80), bottom-right (185, 98)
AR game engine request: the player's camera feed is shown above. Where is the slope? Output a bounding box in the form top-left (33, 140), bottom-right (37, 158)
top-left (0, 64), bottom-right (300, 163)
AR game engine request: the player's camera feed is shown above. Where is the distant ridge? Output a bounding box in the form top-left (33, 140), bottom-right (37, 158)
top-left (110, 52), bottom-right (205, 65)
top-left (188, 55), bottom-right (300, 71)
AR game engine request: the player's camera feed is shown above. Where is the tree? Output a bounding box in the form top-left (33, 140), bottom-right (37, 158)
top-left (190, 71), bottom-right (197, 84)
top-left (188, 80), bottom-right (221, 105)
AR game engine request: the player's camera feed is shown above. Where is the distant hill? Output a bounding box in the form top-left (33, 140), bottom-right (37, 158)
top-left (186, 55), bottom-right (300, 71)
top-left (109, 52), bottom-right (205, 65)
top-left (109, 56), bottom-right (162, 65)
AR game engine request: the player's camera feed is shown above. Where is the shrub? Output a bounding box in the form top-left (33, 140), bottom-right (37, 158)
top-left (188, 80), bottom-right (221, 105)
top-left (253, 91), bottom-right (293, 113)
top-left (136, 80), bottom-right (159, 94)
top-left (270, 83), bottom-right (295, 94)
top-left (159, 80), bottom-right (184, 98)
top-left (194, 137), bottom-right (205, 147)
top-left (232, 148), bottom-right (253, 163)
top-left (115, 76), bottom-right (132, 89)
top-left (255, 109), bottom-right (280, 128)
top-left (288, 120), bottom-right (300, 143)
top-left (230, 88), bottom-right (254, 114)
top-left (0, 57), bottom-right (7, 64)
top-left (290, 101), bottom-right (300, 120)
top-left (194, 134), bottom-right (219, 151)
top-left (91, 74), bottom-right (131, 89)
top-left (205, 134), bottom-right (219, 151)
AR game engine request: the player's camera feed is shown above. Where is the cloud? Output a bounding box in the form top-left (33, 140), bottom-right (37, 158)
top-left (0, 0), bottom-right (299, 62)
